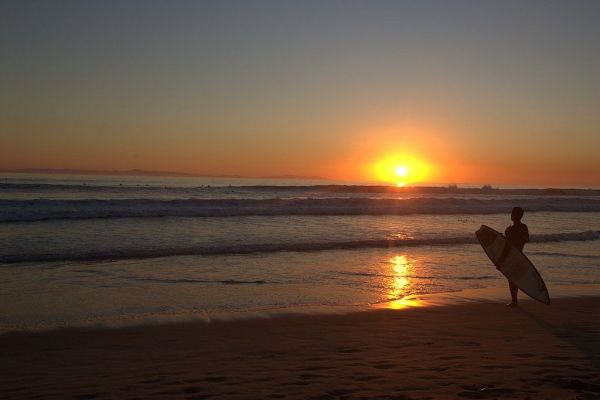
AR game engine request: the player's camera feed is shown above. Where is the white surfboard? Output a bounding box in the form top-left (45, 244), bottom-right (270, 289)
top-left (476, 225), bottom-right (550, 304)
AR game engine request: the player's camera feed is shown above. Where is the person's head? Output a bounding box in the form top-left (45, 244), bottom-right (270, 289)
top-left (511, 206), bottom-right (524, 222)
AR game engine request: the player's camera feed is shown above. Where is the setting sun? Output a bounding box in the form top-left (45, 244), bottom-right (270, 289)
top-left (395, 166), bottom-right (408, 177)
top-left (373, 154), bottom-right (429, 186)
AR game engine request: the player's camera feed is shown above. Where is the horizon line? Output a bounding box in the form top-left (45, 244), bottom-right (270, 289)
top-left (1, 168), bottom-right (599, 190)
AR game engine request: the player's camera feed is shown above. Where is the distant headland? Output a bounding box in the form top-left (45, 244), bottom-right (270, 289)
top-left (0, 168), bottom-right (326, 180)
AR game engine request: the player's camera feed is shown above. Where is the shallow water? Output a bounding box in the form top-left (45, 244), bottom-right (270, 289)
top-left (1, 174), bottom-right (599, 332)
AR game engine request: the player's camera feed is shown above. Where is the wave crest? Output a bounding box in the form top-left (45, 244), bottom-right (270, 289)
top-left (2, 197), bottom-right (600, 222)
top-left (2, 230), bottom-right (597, 263)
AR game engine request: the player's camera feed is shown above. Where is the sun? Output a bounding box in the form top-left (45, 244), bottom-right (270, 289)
top-left (373, 154), bottom-right (429, 186)
top-left (395, 165), bottom-right (408, 178)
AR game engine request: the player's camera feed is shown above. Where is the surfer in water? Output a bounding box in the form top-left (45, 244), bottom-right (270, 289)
top-left (498, 207), bottom-right (529, 307)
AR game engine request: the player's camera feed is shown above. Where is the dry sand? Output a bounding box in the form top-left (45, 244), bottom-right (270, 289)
top-left (1, 297), bottom-right (599, 399)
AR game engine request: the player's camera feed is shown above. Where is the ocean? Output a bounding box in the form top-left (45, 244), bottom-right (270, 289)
top-left (1, 173), bottom-right (599, 332)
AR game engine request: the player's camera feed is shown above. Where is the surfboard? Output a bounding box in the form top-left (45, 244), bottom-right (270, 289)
top-left (476, 225), bottom-right (550, 304)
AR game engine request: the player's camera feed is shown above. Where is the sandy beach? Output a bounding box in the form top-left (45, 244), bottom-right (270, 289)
top-left (1, 296), bottom-right (599, 400)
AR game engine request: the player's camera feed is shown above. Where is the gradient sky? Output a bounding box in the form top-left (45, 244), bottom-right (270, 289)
top-left (1, 0), bottom-right (599, 186)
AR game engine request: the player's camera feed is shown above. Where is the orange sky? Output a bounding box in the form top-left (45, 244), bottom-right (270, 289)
top-left (4, 115), bottom-right (597, 187)
top-left (2, 2), bottom-right (599, 187)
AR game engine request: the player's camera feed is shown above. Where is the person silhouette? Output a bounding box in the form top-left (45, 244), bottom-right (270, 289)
top-left (498, 207), bottom-right (529, 307)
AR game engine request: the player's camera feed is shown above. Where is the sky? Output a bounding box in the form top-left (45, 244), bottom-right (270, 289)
top-left (1, 0), bottom-right (599, 186)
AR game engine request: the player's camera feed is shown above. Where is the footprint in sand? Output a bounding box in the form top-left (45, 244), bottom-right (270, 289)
top-left (353, 375), bottom-right (381, 382)
top-left (458, 386), bottom-right (521, 399)
top-left (182, 386), bottom-right (208, 395)
top-left (439, 355), bottom-right (467, 360)
top-left (327, 388), bottom-right (356, 396)
top-left (513, 353), bottom-right (534, 358)
top-left (373, 362), bottom-right (395, 369)
top-left (482, 365), bottom-right (513, 370)
top-left (336, 347), bottom-right (361, 354)
top-left (544, 355), bottom-right (571, 361)
top-left (254, 376), bottom-right (275, 382)
top-left (298, 373), bottom-right (324, 381)
top-left (304, 364), bottom-right (334, 371)
top-left (202, 376), bottom-right (227, 383)
top-left (456, 341), bottom-right (481, 347)
top-left (75, 394), bottom-right (100, 400)
top-left (346, 362), bottom-right (364, 367)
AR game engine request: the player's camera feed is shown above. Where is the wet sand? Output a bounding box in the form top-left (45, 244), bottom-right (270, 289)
top-left (1, 296), bottom-right (599, 399)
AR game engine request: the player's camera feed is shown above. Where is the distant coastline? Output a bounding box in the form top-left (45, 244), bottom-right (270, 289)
top-left (0, 168), bottom-right (326, 181)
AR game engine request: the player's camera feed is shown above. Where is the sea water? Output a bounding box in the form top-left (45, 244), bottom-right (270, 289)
top-left (1, 174), bottom-right (599, 332)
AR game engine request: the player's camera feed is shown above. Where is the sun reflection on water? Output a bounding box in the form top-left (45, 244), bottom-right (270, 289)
top-left (386, 255), bottom-right (423, 309)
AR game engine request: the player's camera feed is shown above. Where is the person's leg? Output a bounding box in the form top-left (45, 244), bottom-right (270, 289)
top-left (507, 280), bottom-right (518, 306)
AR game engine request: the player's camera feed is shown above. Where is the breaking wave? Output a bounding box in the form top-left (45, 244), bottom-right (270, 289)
top-left (2, 230), bottom-right (598, 263)
top-left (2, 197), bottom-right (600, 222)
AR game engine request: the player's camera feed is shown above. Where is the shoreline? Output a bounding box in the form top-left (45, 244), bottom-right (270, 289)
top-left (2, 291), bottom-right (600, 399)
top-left (3, 284), bottom-right (600, 335)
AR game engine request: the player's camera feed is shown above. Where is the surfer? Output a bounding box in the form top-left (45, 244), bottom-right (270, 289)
top-left (498, 207), bottom-right (529, 307)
